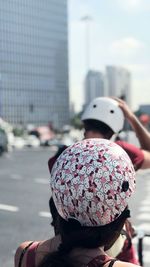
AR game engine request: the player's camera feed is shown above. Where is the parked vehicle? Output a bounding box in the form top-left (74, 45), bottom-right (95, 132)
top-left (29, 126), bottom-right (55, 146)
top-left (0, 128), bottom-right (8, 155)
top-left (24, 135), bottom-right (40, 147)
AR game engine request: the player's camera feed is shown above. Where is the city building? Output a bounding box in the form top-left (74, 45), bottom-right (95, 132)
top-left (0, 0), bottom-right (69, 129)
top-left (84, 70), bottom-right (104, 106)
top-left (105, 66), bottom-right (131, 105)
top-left (70, 101), bottom-right (75, 119)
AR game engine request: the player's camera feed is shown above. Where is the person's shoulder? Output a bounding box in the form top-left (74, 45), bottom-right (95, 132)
top-left (115, 140), bottom-right (141, 152)
top-left (115, 140), bottom-right (133, 148)
top-left (115, 140), bottom-right (144, 170)
top-left (14, 241), bottom-right (33, 267)
top-left (14, 236), bottom-right (61, 267)
top-left (15, 240), bottom-right (33, 258)
top-left (40, 235), bottom-right (61, 253)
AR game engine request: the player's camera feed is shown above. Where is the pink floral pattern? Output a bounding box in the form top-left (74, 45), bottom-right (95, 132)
top-left (51, 139), bottom-right (136, 226)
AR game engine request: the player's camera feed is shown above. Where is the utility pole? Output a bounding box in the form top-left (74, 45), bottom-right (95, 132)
top-left (80, 16), bottom-right (93, 107)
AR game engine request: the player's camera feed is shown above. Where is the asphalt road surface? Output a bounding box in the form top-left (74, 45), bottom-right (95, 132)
top-left (0, 147), bottom-right (55, 267)
top-left (0, 147), bottom-right (150, 267)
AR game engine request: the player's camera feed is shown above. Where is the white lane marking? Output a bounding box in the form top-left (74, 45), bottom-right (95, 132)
top-left (136, 223), bottom-right (150, 232)
top-left (0, 204), bottom-right (19, 212)
top-left (142, 237), bottom-right (150, 246)
top-left (138, 169), bottom-right (150, 175)
top-left (34, 178), bottom-right (49, 185)
top-left (39, 211), bottom-right (52, 218)
top-left (10, 174), bottom-right (22, 180)
top-left (139, 206), bottom-right (150, 212)
top-left (141, 199), bottom-right (150, 205)
top-left (143, 251), bottom-right (150, 263)
top-left (136, 212), bottom-right (150, 221)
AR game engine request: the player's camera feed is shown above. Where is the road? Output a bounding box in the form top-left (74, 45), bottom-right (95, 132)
top-left (0, 147), bottom-right (150, 266)
top-left (0, 147), bottom-right (55, 267)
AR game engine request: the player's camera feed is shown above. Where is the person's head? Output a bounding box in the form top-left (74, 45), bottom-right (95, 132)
top-left (81, 97), bottom-right (124, 139)
top-left (51, 139), bottom-right (135, 244)
top-left (40, 139), bottom-right (135, 267)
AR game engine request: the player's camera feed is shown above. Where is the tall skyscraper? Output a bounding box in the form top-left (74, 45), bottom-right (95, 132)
top-left (84, 70), bottom-right (104, 106)
top-left (0, 0), bottom-right (69, 129)
top-left (105, 66), bottom-right (131, 105)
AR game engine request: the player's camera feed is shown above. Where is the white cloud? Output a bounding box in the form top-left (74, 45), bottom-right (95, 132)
top-left (116, 0), bottom-right (142, 10)
top-left (115, 0), bottom-right (150, 12)
top-left (110, 37), bottom-right (144, 58)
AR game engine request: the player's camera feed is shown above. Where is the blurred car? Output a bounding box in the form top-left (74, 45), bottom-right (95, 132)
top-left (45, 138), bottom-right (63, 148)
top-left (0, 128), bottom-right (8, 155)
top-left (29, 126), bottom-right (55, 146)
top-left (24, 135), bottom-right (40, 147)
top-left (12, 137), bottom-right (25, 149)
top-left (61, 135), bottom-right (74, 146)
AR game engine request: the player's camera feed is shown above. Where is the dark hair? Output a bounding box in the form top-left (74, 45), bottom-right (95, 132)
top-left (49, 197), bottom-right (60, 235)
top-left (48, 145), bottom-right (68, 173)
top-left (83, 119), bottom-right (114, 139)
top-left (39, 208), bottom-right (130, 267)
top-left (48, 146), bottom-right (68, 235)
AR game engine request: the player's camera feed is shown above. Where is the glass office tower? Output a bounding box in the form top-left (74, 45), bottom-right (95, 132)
top-left (106, 66), bottom-right (131, 106)
top-left (0, 0), bottom-right (69, 129)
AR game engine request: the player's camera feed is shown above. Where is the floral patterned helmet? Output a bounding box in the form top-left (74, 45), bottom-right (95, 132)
top-left (50, 138), bottom-right (136, 226)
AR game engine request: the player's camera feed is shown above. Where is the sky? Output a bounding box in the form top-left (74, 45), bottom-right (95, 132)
top-left (68, 0), bottom-right (150, 112)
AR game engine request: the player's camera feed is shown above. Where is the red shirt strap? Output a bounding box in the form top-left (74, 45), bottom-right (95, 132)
top-left (26, 241), bottom-right (40, 267)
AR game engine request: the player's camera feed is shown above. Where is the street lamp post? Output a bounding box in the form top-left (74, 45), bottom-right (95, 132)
top-left (81, 15), bottom-right (92, 74)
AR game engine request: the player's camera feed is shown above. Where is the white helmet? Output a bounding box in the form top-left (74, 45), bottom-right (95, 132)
top-left (81, 97), bottom-right (124, 133)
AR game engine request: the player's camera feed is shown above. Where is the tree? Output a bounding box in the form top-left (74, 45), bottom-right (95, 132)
top-left (70, 111), bottom-right (83, 129)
